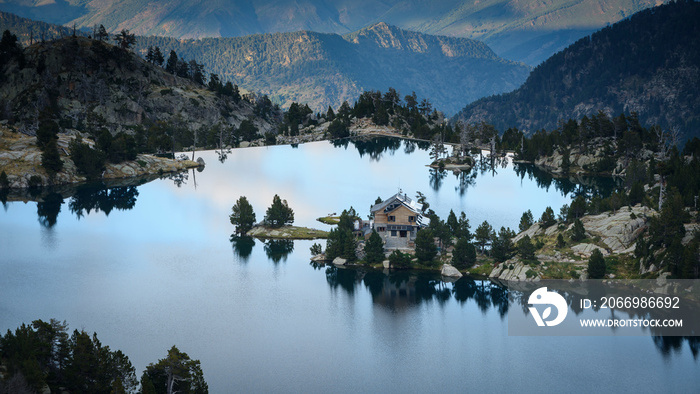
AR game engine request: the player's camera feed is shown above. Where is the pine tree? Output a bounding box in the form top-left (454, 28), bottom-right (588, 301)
top-left (165, 50), bottom-right (178, 74)
top-left (588, 249), bottom-right (606, 279)
top-left (230, 196), bottom-right (256, 235)
top-left (517, 235), bottom-right (536, 261)
top-left (264, 194), bottom-right (294, 228)
top-left (474, 220), bottom-right (494, 254)
top-left (571, 218), bottom-right (586, 241)
top-left (451, 237), bottom-right (476, 269)
top-left (153, 46), bottom-right (164, 66)
top-left (519, 210), bottom-right (534, 232)
top-left (363, 230), bottom-right (384, 264)
top-left (415, 229), bottom-right (437, 263)
top-left (540, 206), bottom-right (556, 227)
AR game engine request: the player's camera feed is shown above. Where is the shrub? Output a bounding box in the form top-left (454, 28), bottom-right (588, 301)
top-left (388, 250), bottom-right (412, 269)
top-left (588, 249), bottom-right (606, 279)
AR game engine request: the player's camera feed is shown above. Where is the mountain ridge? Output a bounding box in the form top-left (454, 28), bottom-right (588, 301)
top-left (452, 0), bottom-right (700, 141)
top-left (0, 0), bottom-right (663, 65)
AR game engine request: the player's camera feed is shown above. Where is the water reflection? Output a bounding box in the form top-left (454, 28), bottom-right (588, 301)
top-left (37, 192), bottom-right (63, 228)
top-left (264, 239), bottom-right (294, 264)
top-left (69, 185), bottom-right (139, 218)
top-left (513, 163), bottom-right (620, 198)
top-left (323, 266), bottom-right (510, 315)
top-left (332, 137), bottom-right (430, 162)
top-left (230, 236), bottom-right (255, 261)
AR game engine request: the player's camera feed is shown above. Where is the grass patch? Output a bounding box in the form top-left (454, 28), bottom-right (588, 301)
top-left (469, 262), bottom-right (494, 276)
top-left (317, 216), bottom-right (340, 225)
top-left (248, 225), bottom-right (329, 239)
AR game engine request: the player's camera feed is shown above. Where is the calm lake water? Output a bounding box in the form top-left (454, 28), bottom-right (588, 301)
top-left (1, 138), bottom-right (697, 392)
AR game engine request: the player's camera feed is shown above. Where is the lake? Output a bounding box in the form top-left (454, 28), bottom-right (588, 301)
top-left (1, 138), bottom-right (697, 392)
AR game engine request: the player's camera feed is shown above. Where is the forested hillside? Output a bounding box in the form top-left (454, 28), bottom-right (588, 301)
top-left (453, 0), bottom-right (700, 141)
top-left (134, 22), bottom-right (529, 114)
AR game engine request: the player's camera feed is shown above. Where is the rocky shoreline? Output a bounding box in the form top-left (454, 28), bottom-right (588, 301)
top-left (0, 127), bottom-right (199, 189)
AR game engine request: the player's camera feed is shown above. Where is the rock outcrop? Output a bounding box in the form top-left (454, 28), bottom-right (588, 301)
top-left (440, 264), bottom-right (463, 278)
top-left (0, 129), bottom-right (198, 188)
top-left (489, 261), bottom-right (541, 282)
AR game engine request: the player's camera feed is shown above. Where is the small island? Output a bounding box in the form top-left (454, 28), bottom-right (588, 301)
top-left (230, 194), bottom-right (328, 240)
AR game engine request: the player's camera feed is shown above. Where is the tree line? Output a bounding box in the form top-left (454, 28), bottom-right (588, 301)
top-left (0, 319), bottom-right (208, 394)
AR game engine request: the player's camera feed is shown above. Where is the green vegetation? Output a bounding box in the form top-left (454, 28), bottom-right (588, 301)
top-left (133, 24), bottom-right (528, 114)
top-left (230, 196), bottom-right (256, 235)
top-left (455, 0), bottom-right (700, 141)
top-left (451, 237), bottom-right (477, 269)
top-left (388, 250), bottom-right (412, 269)
top-left (588, 249), bottom-right (607, 279)
top-left (0, 319), bottom-right (207, 394)
top-left (325, 208), bottom-right (358, 262)
top-left (141, 345), bottom-right (208, 394)
top-left (414, 229), bottom-right (437, 264)
top-left (264, 194), bottom-right (294, 228)
top-left (570, 219), bottom-right (586, 242)
top-left (519, 210), bottom-right (534, 232)
top-left (363, 230), bottom-right (385, 265)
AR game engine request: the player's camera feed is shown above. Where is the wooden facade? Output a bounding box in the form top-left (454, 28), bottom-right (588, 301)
top-left (370, 192), bottom-right (427, 249)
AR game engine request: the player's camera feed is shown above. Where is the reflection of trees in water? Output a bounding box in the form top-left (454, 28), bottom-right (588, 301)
top-left (332, 137), bottom-right (430, 162)
top-left (513, 163), bottom-right (620, 198)
top-left (325, 265), bottom-right (362, 295)
top-left (323, 266), bottom-right (510, 313)
top-left (264, 239), bottom-right (294, 264)
top-left (507, 281), bottom-right (700, 360)
top-left (230, 235), bottom-right (255, 262)
top-left (455, 170), bottom-right (477, 196)
top-left (653, 336), bottom-right (699, 360)
top-left (429, 168), bottom-right (447, 191)
top-left (350, 137), bottom-right (403, 161)
top-left (37, 192), bottom-right (63, 228)
top-left (166, 171), bottom-right (189, 187)
top-left (69, 185), bottom-right (139, 218)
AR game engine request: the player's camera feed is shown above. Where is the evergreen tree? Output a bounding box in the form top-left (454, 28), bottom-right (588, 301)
top-left (41, 139), bottom-right (63, 176)
top-left (414, 229), bottom-right (437, 263)
top-left (588, 249), bottom-right (606, 279)
top-left (556, 233), bottom-right (566, 248)
top-left (153, 46), bottom-right (164, 66)
top-left (363, 230), bottom-right (384, 264)
top-left (264, 194), bottom-right (294, 228)
top-left (451, 237), bottom-right (476, 269)
top-left (517, 235), bottom-right (536, 261)
top-left (165, 50), bottom-right (178, 74)
top-left (540, 206), bottom-right (556, 227)
top-left (571, 218), bottom-right (586, 241)
top-left (491, 227), bottom-right (515, 262)
top-left (96, 25), bottom-right (108, 42)
top-left (113, 29), bottom-right (136, 50)
top-left (519, 210), bottom-right (534, 232)
top-left (230, 196), bottom-right (256, 235)
top-left (474, 220), bottom-right (494, 254)
top-left (447, 210), bottom-right (459, 236)
top-left (143, 345), bottom-right (208, 394)
top-left (388, 250), bottom-right (411, 269)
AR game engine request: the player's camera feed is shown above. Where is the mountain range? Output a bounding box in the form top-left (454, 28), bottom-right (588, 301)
top-left (0, 0), bottom-right (663, 65)
top-left (0, 12), bottom-right (531, 114)
top-left (452, 0), bottom-right (700, 141)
